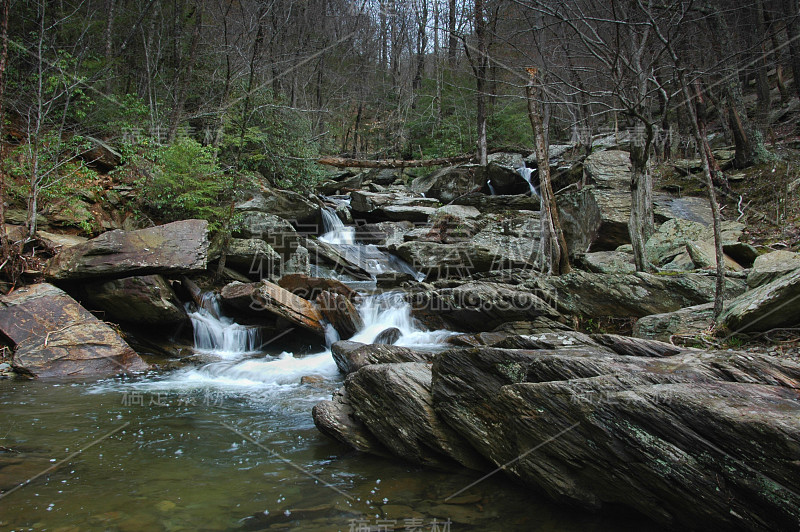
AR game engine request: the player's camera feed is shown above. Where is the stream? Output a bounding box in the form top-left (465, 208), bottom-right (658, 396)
top-left (0, 210), bottom-right (661, 531)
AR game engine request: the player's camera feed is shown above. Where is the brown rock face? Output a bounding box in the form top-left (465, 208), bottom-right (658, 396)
top-left (81, 275), bottom-right (187, 325)
top-left (277, 274), bottom-right (359, 302)
top-left (45, 219), bottom-right (209, 281)
top-left (0, 283), bottom-right (148, 378)
top-left (222, 281), bottom-right (326, 336)
top-left (316, 290), bottom-right (364, 340)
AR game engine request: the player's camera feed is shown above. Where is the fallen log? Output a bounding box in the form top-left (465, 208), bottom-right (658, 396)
top-left (317, 147), bottom-right (532, 169)
top-left (317, 155), bottom-right (474, 168)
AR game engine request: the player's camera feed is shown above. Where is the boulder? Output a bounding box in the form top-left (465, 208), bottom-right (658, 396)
top-left (223, 238), bottom-right (281, 277)
top-left (558, 187), bottom-right (630, 251)
top-left (430, 346), bottom-right (800, 529)
top-left (35, 230), bottom-right (88, 251)
top-left (345, 362), bottom-right (489, 470)
top-left (81, 274), bottom-right (187, 325)
top-left (80, 136), bottom-right (122, 172)
top-left (232, 211), bottom-right (298, 255)
top-left (235, 185), bottom-right (319, 224)
top-left (282, 245), bottom-right (310, 276)
top-left (632, 303), bottom-right (717, 342)
top-left (584, 149), bottom-right (631, 187)
top-left (723, 241), bottom-right (759, 268)
top-left (0, 283), bottom-right (147, 378)
top-left (355, 221), bottom-right (415, 246)
top-left (351, 191), bottom-right (438, 214)
top-left (686, 240), bottom-right (744, 271)
top-left (393, 210), bottom-right (540, 279)
top-left (43, 199), bottom-right (94, 229)
top-left (379, 205), bottom-right (437, 223)
top-left (720, 268), bottom-right (800, 333)
top-left (653, 196), bottom-right (714, 226)
top-left (452, 192), bottom-right (540, 213)
top-left (410, 282), bottom-right (559, 332)
top-left (317, 173), bottom-right (363, 195)
top-left (45, 219), bottom-right (209, 281)
top-left (579, 251), bottom-right (635, 274)
top-left (312, 387), bottom-right (389, 456)
top-left (316, 291), bottom-right (364, 340)
top-left (366, 168), bottom-right (404, 185)
top-left (331, 341), bottom-right (434, 374)
top-left (277, 274), bottom-right (359, 301)
top-left (747, 250), bottom-right (800, 288)
top-left (530, 270), bottom-right (746, 319)
top-left (374, 327), bottom-right (401, 345)
top-left (223, 281), bottom-right (326, 336)
top-left (433, 204), bottom-right (481, 221)
top-left (410, 165), bottom-right (484, 203)
top-left (486, 153), bottom-right (528, 195)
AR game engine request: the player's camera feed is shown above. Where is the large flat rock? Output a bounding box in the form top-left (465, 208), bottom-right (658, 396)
top-left (45, 219), bottom-right (209, 280)
top-left (0, 283), bottom-right (147, 377)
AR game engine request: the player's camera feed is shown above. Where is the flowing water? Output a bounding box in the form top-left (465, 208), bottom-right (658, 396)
top-left (517, 164), bottom-right (540, 198)
top-left (0, 293), bottom-right (660, 531)
top-left (0, 215), bottom-right (661, 531)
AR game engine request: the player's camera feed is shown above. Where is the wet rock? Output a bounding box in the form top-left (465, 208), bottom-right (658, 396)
top-left (393, 241), bottom-right (495, 279)
top-left (346, 362), bottom-right (490, 470)
top-left (316, 290), bottom-right (363, 340)
top-left (351, 190), bottom-right (439, 215)
top-left (747, 250), bottom-right (800, 288)
top-left (486, 153), bottom-right (527, 195)
top-left (431, 346), bottom-right (800, 529)
top-left (312, 386), bottom-right (389, 456)
top-left (632, 303), bottom-right (717, 342)
top-left (304, 238), bottom-right (373, 280)
top-left (317, 173), bottom-right (363, 195)
top-left (331, 341), bottom-right (434, 374)
top-left (45, 219), bottom-right (209, 281)
top-left (410, 165), bottom-right (484, 203)
top-left (277, 274), bottom-right (359, 301)
top-left (0, 283), bottom-right (147, 378)
top-left (720, 268), bottom-right (800, 333)
top-left (81, 274), bottom-right (187, 325)
top-left (221, 281), bottom-right (325, 335)
top-left (374, 327), bottom-right (401, 345)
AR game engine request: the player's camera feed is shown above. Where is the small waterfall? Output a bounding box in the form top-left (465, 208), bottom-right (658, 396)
top-left (187, 293), bottom-right (262, 357)
top-left (352, 292), bottom-right (452, 347)
top-left (487, 179), bottom-right (497, 195)
top-left (320, 206), bottom-right (355, 245)
top-left (518, 164), bottom-right (540, 198)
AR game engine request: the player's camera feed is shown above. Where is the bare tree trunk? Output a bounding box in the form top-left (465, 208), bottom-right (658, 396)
top-left (0, 0), bottom-right (11, 272)
top-left (628, 117), bottom-right (655, 273)
top-left (448, 0), bottom-right (457, 68)
top-left (784, 0), bottom-right (800, 100)
top-left (474, 0), bottom-right (487, 165)
top-left (104, 0), bottom-right (115, 94)
top-left (680, 73), bottom-right (726, 318)
top-left (168, 5), bottom-right (202, 143)
top-left (526, 68), bottom-right (570, 275)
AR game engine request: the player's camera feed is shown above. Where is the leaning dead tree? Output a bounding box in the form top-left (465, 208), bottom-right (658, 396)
top-left (526, 67), bottom-right (570, 275)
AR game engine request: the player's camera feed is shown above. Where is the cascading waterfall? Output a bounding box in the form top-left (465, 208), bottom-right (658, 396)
top-left (187, 293), bottom-right (262, 356)
top-left (129, 288), bottom-right (450, 391)
top-left (518, 163), bottom-right (540, 198)
top-left (320, 206), bottom-right (355, 245)
top-left (487, 179), bottom-right (497, 195)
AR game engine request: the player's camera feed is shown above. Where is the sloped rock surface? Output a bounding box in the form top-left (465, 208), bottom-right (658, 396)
top-left (81, 274), bottom-right (187, 325)
top-left (45, 219), bottom-right (209, 281)
top-left (0, 283), bottom-right (147, 377)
